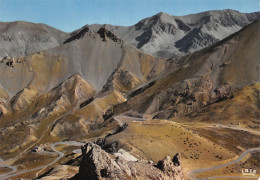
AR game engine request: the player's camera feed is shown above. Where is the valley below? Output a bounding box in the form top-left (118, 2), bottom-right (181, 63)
top-left (0, 116), bottom-right (259, 179)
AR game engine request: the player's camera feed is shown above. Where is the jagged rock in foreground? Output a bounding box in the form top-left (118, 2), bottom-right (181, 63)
top-left (73, 142), bottom-right (184, 180)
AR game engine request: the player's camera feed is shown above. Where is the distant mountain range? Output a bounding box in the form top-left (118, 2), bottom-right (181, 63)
top-left (84, 9), bottom-right (260, 57)
top-left (0, 9), bottom-right (259, 59)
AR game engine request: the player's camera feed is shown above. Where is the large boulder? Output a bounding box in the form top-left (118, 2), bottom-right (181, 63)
top-left (78, 142), bottom-right (125, 180)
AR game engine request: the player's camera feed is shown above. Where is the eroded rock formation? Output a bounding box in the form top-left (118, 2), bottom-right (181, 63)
top-left (74, 142), bottom-right (184, 180)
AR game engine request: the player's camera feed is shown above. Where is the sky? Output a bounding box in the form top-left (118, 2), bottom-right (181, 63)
top-left (0, 0), bottom-right (259, 32)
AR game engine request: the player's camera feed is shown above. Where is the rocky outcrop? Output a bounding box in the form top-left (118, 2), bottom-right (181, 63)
top-left (0, 104), bottom-right (8, 116)
top-left (156, 154), bottom-right (183, 180)
top-left (74, 142), bottom-right (184, 180)
top-left (97, 28), bottom-right (123, 43)
top-left (64, 26), bottom-right (91, 44)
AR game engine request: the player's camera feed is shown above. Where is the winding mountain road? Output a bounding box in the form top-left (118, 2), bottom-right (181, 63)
top-left (206, 124), bottom-right (260, 136)
top-left (0, 115), bottom-right (144, 179)
top-left (0, 165), bottom-right (17, 179)
top-left (0, 141), bottom-right (85, 180)
top-left (114, 115), bottom-right (146, 127)
top-left (187, 147), bottom-right (260, 180)
top-left (1, 116), bottom-right (259, 180)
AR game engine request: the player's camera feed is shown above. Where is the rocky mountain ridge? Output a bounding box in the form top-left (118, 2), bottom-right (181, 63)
top-left (84, 9), bottom-right (259, 57)
top-left (0, 9), bottom-right (258, 60)
top-left (0, 26), bottom-right (165, 157)
top-left (111, 17), bottom-right (260, 124)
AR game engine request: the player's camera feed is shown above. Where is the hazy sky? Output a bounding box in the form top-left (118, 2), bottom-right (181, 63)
top-left (0, 0), bottom-right (259, 32)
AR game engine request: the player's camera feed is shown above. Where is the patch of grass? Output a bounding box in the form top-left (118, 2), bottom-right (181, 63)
top-left (105, 119), bottom-right (236, 177)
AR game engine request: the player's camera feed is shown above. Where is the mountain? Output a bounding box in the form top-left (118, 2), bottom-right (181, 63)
top-left (0, 27), bottom-right (165, 158)
top-left (0, 10), bottom-right (260, 180)
top-left (0, 21), bottom-right (69, 58)
top-left (96, 17), bottom-right (260, 180)
top-left (111, 17), bottom-right (260, 123)
top-left (1, 10), bottom-right (258, 60)
top-left (83, 9), bottom-right (259, 58)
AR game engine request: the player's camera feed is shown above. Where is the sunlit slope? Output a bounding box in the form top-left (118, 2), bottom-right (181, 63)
top-left (185, 83), bottom-right (260, 125)
top-left (0, 28), bottom-right (165, 156)
top-left (0, 28), bottom-right (164, 112)
top-left (113, 18), bottom-right (260, 123)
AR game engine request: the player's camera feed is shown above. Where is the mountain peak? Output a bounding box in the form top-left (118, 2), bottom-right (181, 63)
top-left (153, 12), bottom-right (174, 23)
top-left (155, 12), bottom-right (171, 17)
top-left (135, 11), bottom-right (176, 30)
